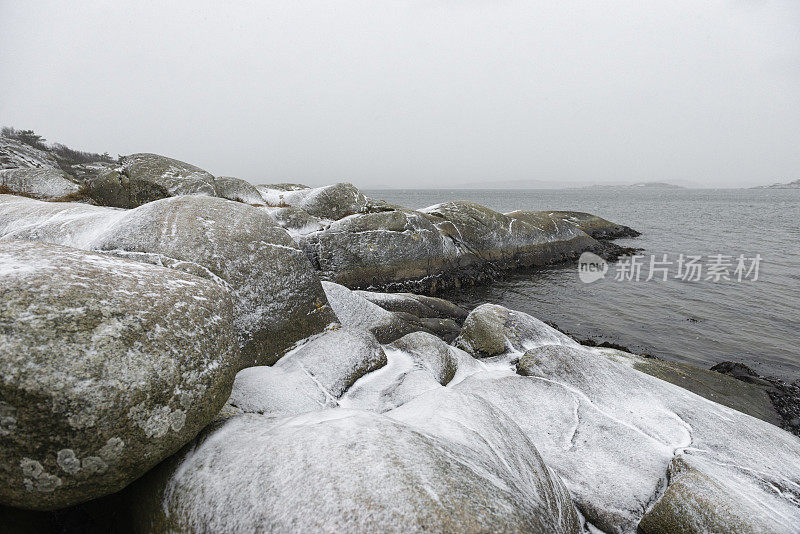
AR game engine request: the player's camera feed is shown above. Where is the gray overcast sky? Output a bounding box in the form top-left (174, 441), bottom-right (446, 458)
top-left (1, 1), bottom-right (798, 188)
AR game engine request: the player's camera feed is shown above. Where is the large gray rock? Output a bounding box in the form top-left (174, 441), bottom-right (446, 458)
top-left (121, 153), bottom-right (217, 198)
top-left (0, 195), bottom-right (338, 366)
top-left (300, 207), bottom-right (460, 290)
top-left (321, 281), bottom-right (418, 343)
top-left (125, 403), bottom-right (579, 533)
top-left (90, 197), bottom-right (338, 366)
top-left (280, 182), bottom-right (368, 220)
top-left (274, 328), bottom-right (387, 399)
top-left (81, 169), bottom-right (169, 209)
top-left (260, 205), bottom-right (326, 236)
top-left (297, 196), bottom-right (620, 293)
top-left (0, 169), bottom-right (83, 200)
top-left (455, 303), bottom-right (577, 357)
top-left (543, 210), bottom-right (640, 239)
top-left (0, 240), bottom-right (239, 510)
top-left (422, 201), bottom-right (599, 268)
top-left (388, 332), bottom-right (460, 386)
top-left (354, 289), bottom-right (469, 323)
top-left (213, 176), bottom-right (264, 205)
top-left (622, 351), bottom-right (783, 427)
top-left (0, 138), bottom-right (60, 170)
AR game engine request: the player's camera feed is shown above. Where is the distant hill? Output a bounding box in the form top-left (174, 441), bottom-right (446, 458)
top-left (752, 179), bottom-right (800, 189)
top-left (628, 182), bottom-right (685, 189)
top-left (582, 181), bottom-right (686, 190)
top-left (458, 179), bottom-right (689, 190)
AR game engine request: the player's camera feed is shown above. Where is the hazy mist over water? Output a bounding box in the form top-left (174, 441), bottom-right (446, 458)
top-left (368, 188), bottom-right (800, 380)
top-left (1, 1), bottom-right (799, 188)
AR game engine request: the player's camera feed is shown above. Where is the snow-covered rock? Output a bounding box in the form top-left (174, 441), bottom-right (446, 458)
top-left (294, 193), bottom-right (622, 293)
top-left (121, 153), bottom-right (217, 198)
top-left (299, 207), bottom-right (461, 290)
top-left (540, 210), bottom-right (640, 240)
top-left (274, 328), bottom-right (387, 399)
top-left (254, 182), bottom-right (310, 206)
top-left (455, 303), bottom-right (578, 357)
top-left (260, 205), bottom-right (327, 236)
top-left (0, 240), bottom-right (239, 510)
top-left (354, 289), bottom-right (469, 323)
top-left (0, 138), bottom-right (60, 169)
top-left (321, 281), bottom-right (419, 343)
top-left (213, 176), bottom-right (264, 205)
top-left (125, 405), bottom-right (580, 533)
top-left (0, 168), bottom-right (83, 200)
top-left (454, 306), bottom-right (800, 533)
top-left (388, 332), bottom-right (460, 386)
top-left (280, 182), bottom-right (368, 220)
top-left (0, 195), bottom-right (338, 366)
top-left (422, 201), bottom-right (599, 268)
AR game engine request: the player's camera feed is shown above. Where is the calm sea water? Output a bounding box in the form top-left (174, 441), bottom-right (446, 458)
top-left (365, 188), bottom-right (800, 380)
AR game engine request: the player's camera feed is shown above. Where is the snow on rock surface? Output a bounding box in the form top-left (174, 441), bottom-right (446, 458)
top-left (121, 153), bottom-right (217, 197)
top-left (125, 407), bottom-right (580, 534)
top-left (541, 210), bottom-right (640, 240)
top-left (0, 137), bottom-right (60, 169)
top-left (293, 190), bottom-right (619, 293)
top-left (0, 168), bottom-right (83, 200)
top-left (0, 240), bottom-right (239, 510)
top-left (102, 288), bottom-right (800, 534)
top-left (455, 303), bottom-right (578, 357)
top-left (279, 182), bottom-right (368, 220)
top-left (274, 328), bottom-right (387, 399)
top-left (254, 182), bottom-right (310, 206)
top-left (354, 289), bottom-right (469, 323)
top-left (453, 306), bottom-right (800, 533)
top-left (213, 176), bottom-right (264, 205)
top-left (299, 207), bottom-right (461, 290)
top-left (0, 195), bottom-right (338, 366)
top-left (321, 281), bottom-right (418, 343)
top-left (260, 205), bottom-right (327, 236)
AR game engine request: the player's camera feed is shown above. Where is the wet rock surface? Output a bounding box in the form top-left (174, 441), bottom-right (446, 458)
top-left (710, 361), bottom-right (800, 436)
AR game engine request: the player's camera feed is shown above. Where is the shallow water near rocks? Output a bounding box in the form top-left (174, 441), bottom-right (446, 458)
top-left (366, 188), bottom-right (800, 381)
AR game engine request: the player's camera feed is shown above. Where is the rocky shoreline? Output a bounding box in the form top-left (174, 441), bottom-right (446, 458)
top-left (2, 140), bottom-right (799, 533)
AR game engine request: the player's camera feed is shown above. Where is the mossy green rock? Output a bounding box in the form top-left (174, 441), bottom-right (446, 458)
top-left (0, 240), bottom-right (239, 510)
